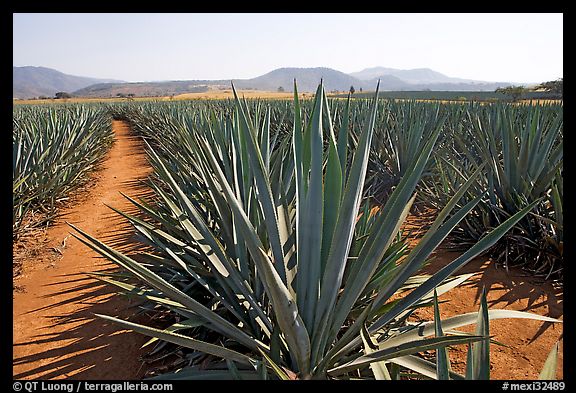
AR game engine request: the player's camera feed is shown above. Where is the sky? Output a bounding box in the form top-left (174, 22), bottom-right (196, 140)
top-left (13, 13), bottom-right (563, 84)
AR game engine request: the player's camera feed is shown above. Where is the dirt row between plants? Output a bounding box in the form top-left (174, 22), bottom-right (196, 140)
top-left (403, 215), bottom-right (563, 379)
top-left (13, 121), bottom-right (153, 379)
top-left (13, 121), bottom-right (563, 380)
top-left (410, 250), bottom-right (564, 379)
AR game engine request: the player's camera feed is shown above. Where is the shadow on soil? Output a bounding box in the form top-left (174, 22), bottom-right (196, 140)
top-left (419, 248), bottom-right (563, 343)
top-left (13, 274), bottom-right (149, 380)
top-left (13, 129), bottom-right (160, 380)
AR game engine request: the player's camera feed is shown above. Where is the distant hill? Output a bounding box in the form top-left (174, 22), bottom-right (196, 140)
top-left (13, 66), bottom-right (124, 99)
top-left (13, 65), bottom-right (516, 99)
top-left (70, 65), bottom-right (512, 96)
top-left (73, 80), bottom-right (226, 98)
top-left (352, 66), bottom-right (472, 83)
top-left (233, 67), bottom-right (362, 92)
top-left (349, 67), bottom-right (401, 80)
top-left (349, 66), bottom-right (510, 90)
top-left (383, 68), bottom-right (473, 84)
top-left (72, 68), bottom-right (366, 97)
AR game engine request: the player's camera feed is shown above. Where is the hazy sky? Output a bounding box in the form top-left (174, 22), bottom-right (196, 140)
top-left (13, 13), bottom-right (563, 83)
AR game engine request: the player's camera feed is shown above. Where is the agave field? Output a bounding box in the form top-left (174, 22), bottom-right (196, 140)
top-left (13, 104), bottom-right (114, 240)
top-left (13, 83), bottom-right (563, 380)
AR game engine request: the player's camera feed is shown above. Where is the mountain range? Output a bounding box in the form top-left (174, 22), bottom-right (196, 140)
top-left (13, 66), bottom-right (124, 99)
top-left (13, 66), bottom-right (515, 99)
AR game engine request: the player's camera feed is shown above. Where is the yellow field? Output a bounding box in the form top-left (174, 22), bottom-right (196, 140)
top-left (173, 90), bottom-right (313, 100)
top-left (13, 93), bottom-right (561, 105)
top-left (13, 90), bottom-right (313, 105)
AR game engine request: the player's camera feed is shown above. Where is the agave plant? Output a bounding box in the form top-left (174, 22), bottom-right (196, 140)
top-left (71, 82), bottom-right (558, 379)
top-left (13, 104), bottom-right (114, 238)
top-left (366, 100), bottom-right (448, 204)
top-left (420, 102), bottom-right (563, 279)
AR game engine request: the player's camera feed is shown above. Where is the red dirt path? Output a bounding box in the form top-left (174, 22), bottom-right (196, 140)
top-left (13, 121), bottom-right (153, 379)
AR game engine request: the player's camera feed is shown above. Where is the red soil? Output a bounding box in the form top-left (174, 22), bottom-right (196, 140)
top-left (404, 215), bottom-right (563, 379)
top-left (13, 121), bottom-right (154, 379)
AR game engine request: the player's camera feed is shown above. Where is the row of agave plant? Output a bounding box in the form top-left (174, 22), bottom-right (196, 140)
top-left (13, 104), bottom-right (114, 239)
top-left (365, 99), bottom-right (563, 280)
top-left (70, 82), bottom-right (561, 379)
top-left (419, 102), bottom-right (563, 280)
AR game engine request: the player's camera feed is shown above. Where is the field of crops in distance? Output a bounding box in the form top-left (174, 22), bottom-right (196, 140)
top-left (330, 90), bottom-right (561, 102)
